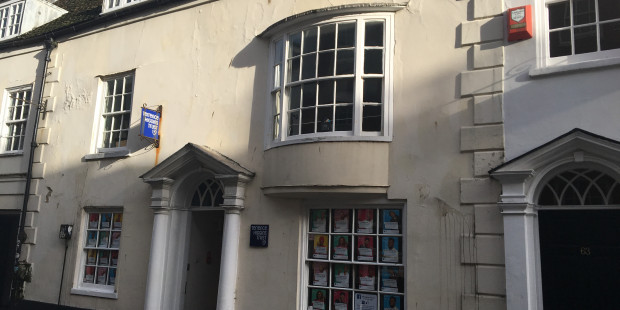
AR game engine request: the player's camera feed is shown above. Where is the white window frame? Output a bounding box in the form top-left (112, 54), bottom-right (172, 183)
top-left (71, 209), bottom-right (123, 299)
top-left (93, 72), bottom-right (134, 155)
top-left (536, 0), bottom-right (620, 69)
top-left (267, 13), bottom-right (394, 148)
top-left (0, 84), bottom-right (32, 154)
top-left (299, 203), bottom-right (406, 310)
top-left (0, 0), bottom-right (25, 40)
top-left (101, 0), bottom-right (149, 14)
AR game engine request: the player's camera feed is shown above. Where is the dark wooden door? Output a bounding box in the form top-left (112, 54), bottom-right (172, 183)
top-left (539, 210), bottom-right (620, 310)
top-left (0, 214), bottom-right (19, 308)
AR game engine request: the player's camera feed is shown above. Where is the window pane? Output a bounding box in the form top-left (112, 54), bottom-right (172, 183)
top-left (335, 78), bottom-right (354, 103)
top-left (289, 111), bottom-right (299, 136)
top-left (289, 85), bottom-right (301, 109)
top-left (574, 25), bottom-right (598, 54)
top-left (317, 51), bottom-right (334, 77)
top-left (96, 267), bottom-right (108, 284)
top-left (111, 132), bottom-right (120, 147)
top-left (318, 80), bottom-right (334, 105)
top-left (124, 76), bottom-right (133, 93)
top-left (104, 116), bottom-right (112, 131)
top-left (114, 78), bottom-right (123, 95)
top-left (335, 105), bottom-right (353, 131)
top-left (549, 29), bottom-right (572, 57)
top-left (573, 0), bottom-right (596, 25)
top-left (319, 24), bottom-right (336, 50)
top-left (103, 132), bottom-right (111, 148)
top-left (289, 32), bottom-right (301, 57)
top-left (290, 58), bottom-right (300, 82)
top-left (317, 106), bottom-right (333, 132)
top-left (336, 49), bottom-right (354, 75)
top-left (302, 83), bottom-right (316, 107)
top-left (364, 49), bottom-right (383, 74)
top-left (274, 40), bottom-right (283, 62)
top-left (113, 95), bottom-right (122, 112)
top-left (599, 0), bottom-right (620, 21)
top-left (363, 78), bottom-right (383, 103)
top-left (301, 108), bottom-right (315, 134)
top-left (337, 23), bottom-right (355, 48)
top-left (303, 27), bottom-right (317, 53)
top-left (105, 97), bottom-right (113, 112)
top-left (113, 115), bottom-right (122, 130)
top-left (600, 21), bottom-right (620, 51)
top-left (548, 2), bottom-right (570, 29)
top-left (106, 80), bottom-right (115, 96)
top-left (302, 54), bottom-right (316, 80)
top-left (365, 21), bottom-right (384, 46)
top-left (362, 105), bottom-right (382, 132)
top-left (121, 114), bottom-right (130, 130)
top-left (123, 94), bottom-right (132, 111)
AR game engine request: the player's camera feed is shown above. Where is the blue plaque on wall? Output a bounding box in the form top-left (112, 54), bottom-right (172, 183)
top-left (250, 225), bottom-right (269, 247)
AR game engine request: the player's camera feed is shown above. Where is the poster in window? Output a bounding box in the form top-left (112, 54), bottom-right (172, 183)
top-left (86, 231), bottom-right (97, 247)
top-left (83, 266), bottom-right (95, 283)
top-left (354, 293), bottom-right (378, 310)
top-left (382, 210), bottom-right (400, 234)
top-left (312, 262), bottom-right (328, 286)
top-left (98, 251), bottom-right (109, 266)
top-left (113, 213), bottom-right (123, 229)
top-left (357, 265), bottom-right (376, 290)
top-left (98, 231), bottom-right (110, 248)
top-left (310, 209), bottom-right (328, 233)
top-left (380, 266), bottom-right (402, 292)
top-left (312, 234), bottom-right (328, 259)
top-left (111, 250), bottom-right (119, 266)
top-left (380, 237), bottom-right (399, 263)
top-left (382, 295), bottom-right (401, 310)
top-left (108, 268), bottom-right (116, 285)
top-left (356, 236), bottom-right (374, 261)
top-left (101, 213), bottom-right (112, 229)
top-left (333, 209), bottom-right (350, 233)
top-left (96, 267), bottom-right (108, 284)
top-left (357, 209), bottom-right (374, 233)
top-left (333, 290), bottom-right (350, 310)
top-left (111, 231), bottom-right (121, 248)
top-left (87, 249), bottom-right (97, 264)
top-left (89, 214), bottom-right (99, 229)
top-left (310, 288), bottom-right (327, 310)
top-left (333, 235), bottom-right (349, 260)
top-left (333, 264), bottom-right (350, 288)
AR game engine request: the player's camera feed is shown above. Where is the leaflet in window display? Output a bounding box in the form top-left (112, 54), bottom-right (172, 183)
top-left (380, 266), bottom-right (403, 293)
top-left (333, 209), bottom-right (351, 233)
top-left (98, 251), bottom-right (109, 266)
top-left (98, 231), bottom-right (109, 247)
top-left (311, 209), bottom-right (328, 233)
top-left (354, 292), bottom-right (378, 310)
top-left (310, 288), bottom-right (328, 310)
top-left (87, 231), bottom-right (97, 247)
top-left (111, 231), bottom-right (121, 248)
top-left (382, 294), bottom-right (401, 310)
top-left (333, 290), bottom-right (350, 310)
top-left (108, 268), bottom-right (117, 285)
top-left (312, 262), bottom-right (329, 286)
top-left (356, 236), bottom-right (375, 261)
top-left (100, 213), bottom-right (112, 228)
top-left (96, 267), bottom-right (108, 284)
top-left (84, 266), bottom-right (95, 283)
top-left (311, 234), bottom-right (328, 259)
top-left (333, 264), bottom-right (351, 288)
top-left (113, 213), bottom-right (123, 229)
top-left (333, 235), bottom-right (350, 260)
top-left (111, 250), bottom-right (119, 266)
top-left (87, 249), bottom-right (97, 264)
top-left (381, 210), bottom-right (400, 234)
top-left (89, 214), bottom-right (99, 229)
top-left (380, 237), bottom-right (400, 263)
top-left (357, 265), bottom-right (376, 290)
top-left (357, 209), bottom-right (374, 233)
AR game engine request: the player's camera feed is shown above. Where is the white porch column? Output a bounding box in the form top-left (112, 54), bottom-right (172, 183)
top-left (143, 178), bottom-right (174, 310)
top-left (215, 175), bottom-right (251, 310)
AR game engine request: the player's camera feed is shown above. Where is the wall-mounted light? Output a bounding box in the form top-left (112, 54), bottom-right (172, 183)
top-left (59, 225), bottom-right (73, 240)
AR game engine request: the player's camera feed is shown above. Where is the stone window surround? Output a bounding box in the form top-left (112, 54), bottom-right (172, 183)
top-left (490, 129), bottom-right (620, 310)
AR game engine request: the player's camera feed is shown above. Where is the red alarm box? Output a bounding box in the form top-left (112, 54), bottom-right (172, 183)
top-left (508, 5), bottom-right (533, 41)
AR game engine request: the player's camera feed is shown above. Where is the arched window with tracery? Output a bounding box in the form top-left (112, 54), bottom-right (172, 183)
top-left (190, 178), bottom-right (224, 207)
top-left (537, 168), bottom-right (620, 206)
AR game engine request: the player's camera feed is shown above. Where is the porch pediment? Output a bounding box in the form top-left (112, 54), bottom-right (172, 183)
top-left (140, 143), bottom-right (255, 181)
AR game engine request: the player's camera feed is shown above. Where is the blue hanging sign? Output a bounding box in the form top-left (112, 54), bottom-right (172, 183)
top-left (140, 107), bottom-right (161, 142)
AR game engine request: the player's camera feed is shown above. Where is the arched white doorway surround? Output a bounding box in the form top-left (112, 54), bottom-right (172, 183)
top-left (140, 144), bottom-right (254, 310)
top-left (490, 129), bottom-right (620, 310)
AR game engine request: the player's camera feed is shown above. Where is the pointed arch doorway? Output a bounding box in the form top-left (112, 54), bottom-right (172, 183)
top-left (140, 144), bottom-right (254, 310)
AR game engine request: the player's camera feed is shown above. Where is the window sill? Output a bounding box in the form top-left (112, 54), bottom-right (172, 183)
top-left (84, 149), bottom-right (130, 161)
top-left (70, 287), bottom-right (117, 299)
top-left (0, 151), bottom-right (24, 157)
top-left (267, 135), bottom-right (392, 150)
top-left (529, 57), bottom-right (620, 77)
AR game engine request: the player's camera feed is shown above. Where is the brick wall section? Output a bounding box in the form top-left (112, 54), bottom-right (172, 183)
top-left (459, 1), bottom-right (507, 309)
